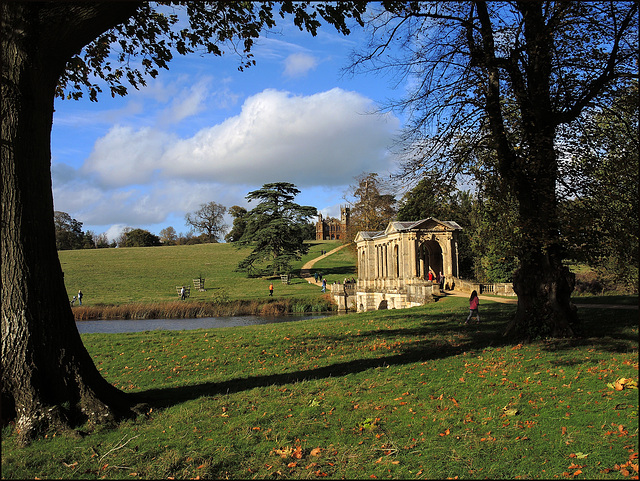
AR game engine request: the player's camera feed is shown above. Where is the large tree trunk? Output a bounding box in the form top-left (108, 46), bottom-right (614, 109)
top-left (506, 151), bottom-right (579, 340)
top-left (475, 1), bottom-right (580, 341)
top-left (1, 2), bottom-right (141, 445)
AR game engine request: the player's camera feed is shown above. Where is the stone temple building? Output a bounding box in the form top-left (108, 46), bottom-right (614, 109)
top-left (316, 207), bottom-right (350, 240)
top-left (352, 217), bottom-right (463, 311)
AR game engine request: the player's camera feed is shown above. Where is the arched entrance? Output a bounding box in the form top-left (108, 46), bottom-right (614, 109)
top-left (417, 239), bottom-right (443, 278)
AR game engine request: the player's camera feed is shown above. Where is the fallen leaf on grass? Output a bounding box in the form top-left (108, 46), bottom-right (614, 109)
top-left (310, 448), bottom-right (322, 457)
top-left (292, 446), bottom-right (303, 459)
top-left (273, 447), bottom-right (293, 458)
top-left (439, 428), bottom-right (451, 436)
top-left (607, 378), bottom-right (638, 391)
top-left (570, 452), bottom-right (589, 459)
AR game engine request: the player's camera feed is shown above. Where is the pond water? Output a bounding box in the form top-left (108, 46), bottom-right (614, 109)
top-left (76, 313), bottom-right (331, 334)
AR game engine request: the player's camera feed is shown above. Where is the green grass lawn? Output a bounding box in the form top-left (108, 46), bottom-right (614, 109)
top-left (309, 245), bottom-right (358, 280)
top-left (59, 240), bottom-right (346, 306)
top-left (2, 297), bottom-right (637, 479)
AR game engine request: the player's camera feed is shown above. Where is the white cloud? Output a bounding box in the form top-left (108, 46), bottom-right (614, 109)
top-left (105, 224), bottom-right (127, 243)
top-left (158, 77), bottom-right (211, 126)
top-left (283, 53), bottom-right (318, 78)
top-left (161, 88), bottom-right (398, 186)
top-left (82, 88), bottom-right (397, 189)
top-left (82, 125), bottom-right (175, 187)
top-left (57, 88), bottom-right (399, 235)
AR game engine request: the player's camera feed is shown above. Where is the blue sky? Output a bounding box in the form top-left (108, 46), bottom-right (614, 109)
top-left (51, 12), bottom-right (407, 241)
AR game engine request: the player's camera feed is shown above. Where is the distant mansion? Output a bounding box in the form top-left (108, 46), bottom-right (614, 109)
top-left (331, 218), bottom-right (463, 312)
top-left (316, 207), bottom-right (350, 240)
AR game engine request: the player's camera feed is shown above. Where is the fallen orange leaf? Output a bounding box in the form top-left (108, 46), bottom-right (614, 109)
top-left (562, 427), bottom-right (568, 435)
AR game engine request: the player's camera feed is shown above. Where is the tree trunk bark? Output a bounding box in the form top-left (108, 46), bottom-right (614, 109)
top-left (506, 167), bottom-right (579, 340)
top-left (1, 2), bottom-right (141, 445)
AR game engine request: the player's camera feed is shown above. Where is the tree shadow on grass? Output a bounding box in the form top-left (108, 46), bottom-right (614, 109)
top-left (309, 265), bottom-right (356, 277)
top-left (131, 304), bottom-right (510, 410)
top-left (131, 302), bottom-right (637, 411)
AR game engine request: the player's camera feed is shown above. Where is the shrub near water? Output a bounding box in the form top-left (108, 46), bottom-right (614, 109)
top-left (2, 297), bottom-right (637, 479)
top-left (73, 297), bottom-right (335, 320)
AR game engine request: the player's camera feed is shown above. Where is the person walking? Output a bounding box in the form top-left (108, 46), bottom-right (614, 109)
top-left (77, 289), bottom-right (83, 306)
top-left (465, 290), bottom-right (480, 324)
top-left (269, 283), bottom-right (274, 297)
top-left (180, 286), bottom-right (186, 300)
top-left (321, 278), bottom-right (326, 293)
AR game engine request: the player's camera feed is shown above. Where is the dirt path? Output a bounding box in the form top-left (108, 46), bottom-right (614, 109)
top-left (445, 290), bottom-right (637, 310)
top-left (300, 244), bottom-right (348, 285)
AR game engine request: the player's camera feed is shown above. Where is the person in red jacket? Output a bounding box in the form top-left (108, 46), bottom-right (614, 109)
top-left (465, 290), bottom-right (480, 324)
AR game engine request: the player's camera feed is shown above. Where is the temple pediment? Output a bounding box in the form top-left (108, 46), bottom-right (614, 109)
top-left (384, 217), bottom-right (462, 235)
top-left (353, 230), bottom-right (385, 242)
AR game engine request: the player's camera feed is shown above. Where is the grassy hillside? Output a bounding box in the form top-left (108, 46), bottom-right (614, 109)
top-left (2, 297), bottom-right (637, 479)
top-left (58, 240), bottom-right (349, 306)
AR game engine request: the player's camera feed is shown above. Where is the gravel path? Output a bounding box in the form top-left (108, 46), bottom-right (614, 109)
top-left (300, 244), bottom-right (348, 285)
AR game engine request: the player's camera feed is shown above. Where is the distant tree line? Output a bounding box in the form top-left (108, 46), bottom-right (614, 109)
top-left (55, 193), bottom-right (317, 252)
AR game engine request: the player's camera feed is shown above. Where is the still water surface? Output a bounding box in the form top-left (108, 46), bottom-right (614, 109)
top-left (76, 313), bottom-right (330, 334)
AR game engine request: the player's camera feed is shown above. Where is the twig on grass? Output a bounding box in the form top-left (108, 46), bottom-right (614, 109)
top-left (98, 434), bottom-right (140, 464)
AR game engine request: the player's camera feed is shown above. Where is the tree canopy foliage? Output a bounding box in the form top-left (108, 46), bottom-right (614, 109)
top-left (225, 205), bottom-right (248, 243)
top-left (119, 228), bottom-right (161, 248)
top-left (348, 1), bottom-right (638, 339)
top-left (54, 211), bottom-right (94, 250)
top-left (344, 172), bottom-right (396, 241)
top-left (185, 201), bottom-right (228, 243)
top-left (237, 183), bottom-right (316, 276)
top-left (559, 82), bottom-right (639, 292)
top-left (57, 2), bottom-right (368, 102)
